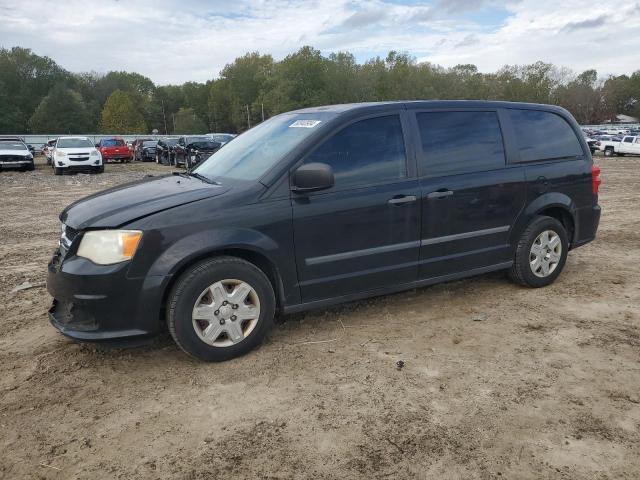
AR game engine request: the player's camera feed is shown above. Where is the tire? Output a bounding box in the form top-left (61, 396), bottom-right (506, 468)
top-left (509, 215), bottom-right (569, 288)
top-left (604, 147), bottom-right (614, 157)
top-left (167, 256), bottom-right (275, 361)
top-left (95, 165), bottom-right (104, 174)
top-left (54, 167), bottom-right (63, 176)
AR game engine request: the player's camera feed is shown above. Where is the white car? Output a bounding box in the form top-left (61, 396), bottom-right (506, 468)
top-left (51, 137), bottom-right (103, 175)
top-left (0, 139), bottom-right (35, 171)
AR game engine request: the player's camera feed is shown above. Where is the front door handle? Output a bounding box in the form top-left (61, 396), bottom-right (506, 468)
top-left (388, 195), bottom-right (417, 205)
top-left (427, 189), bottom-right (454, 199)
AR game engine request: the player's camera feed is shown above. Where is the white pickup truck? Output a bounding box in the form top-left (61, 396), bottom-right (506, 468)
top-left (598, 135), bottom-right (640, 157)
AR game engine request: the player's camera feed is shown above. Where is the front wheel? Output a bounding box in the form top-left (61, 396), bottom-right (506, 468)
top-left (167, 257), bottom-right (275, 361)
top-left (54, 167), bottom-right (63, 176)
top-left (510, 216), bottom-right (568, 288)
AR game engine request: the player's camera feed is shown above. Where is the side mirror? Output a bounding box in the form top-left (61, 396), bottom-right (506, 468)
top-left (95, 143), bottom-right (100, 148)
top-left (292, 163), bottom-right (334, 193)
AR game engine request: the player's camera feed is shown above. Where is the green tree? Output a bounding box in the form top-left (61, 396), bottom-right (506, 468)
top-left (173, 107), bottom-right (207, 134)
top-left (29, 84), bottom-right (92, 133)
top-left (0, 47), bottom-right (71, 132)
top-left (99, 90), bottom-right (147, 133)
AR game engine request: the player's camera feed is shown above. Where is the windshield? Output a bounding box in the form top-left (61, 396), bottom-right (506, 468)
top-left (164, 138), bottom-right (178, 145)
top-left (0, 142), bottom-right (27, 151)
top-left (194, 113), bottom-right (334, 181)
top-left (142, 141), bottom-right (158, 147)
top-left (102, 139), bottom-right (125, 147)
top-left (57, 138), bottom-right (93, 148)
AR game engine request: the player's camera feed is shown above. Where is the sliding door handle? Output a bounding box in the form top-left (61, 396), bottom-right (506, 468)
top-left (427, 189), bottom-right (454, 199)
top-left (388, 195), bottom-right (417, 205)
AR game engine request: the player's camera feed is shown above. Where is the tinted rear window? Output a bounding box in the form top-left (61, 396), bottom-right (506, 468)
top-left (101, 139), bottom-right (125, 147)
top-left (507, 109), bottom-right (583, 161)
top-left (416, 111), bottom-right (505, 176)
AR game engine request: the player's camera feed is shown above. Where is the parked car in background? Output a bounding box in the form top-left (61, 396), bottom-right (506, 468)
top-left (156, 137), bottom-right (179, 165)
top-left (135, 140), bottom-right (159, 162)
top-left (174, 136), bottom-right (221, 168)
top-left (615, 136), bottom-right (640, 156)
top-left (48, 100), bottom-right (601, 361)
top-left (43, 139), bottom-right (57, 165)
top-left (131, 138), bottom-right (153, 160)
top-left (594, 135), bottom-right (621, 155)
top-left (0, 138), bottom-right (34, 171)
top-left (51, 137), bottom-right (103, 175)
top-left (96, 138), bottom-right (132, 163)
top-left (207, 133), bottom-right (236, 146)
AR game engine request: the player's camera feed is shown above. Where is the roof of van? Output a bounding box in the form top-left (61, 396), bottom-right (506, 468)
top-left (291, 100), bottom-right (568, 115)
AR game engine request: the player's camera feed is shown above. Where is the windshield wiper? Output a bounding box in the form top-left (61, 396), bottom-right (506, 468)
top-left (188, 171), bottom-right (221, 185)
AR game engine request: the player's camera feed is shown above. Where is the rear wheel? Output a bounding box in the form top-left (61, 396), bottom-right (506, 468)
top-left (604, 147), bottom-right (614, 157)
top-left (510, 215), bottom-right (568, 288)
top-left (167, 256), bottom-right (275, 361)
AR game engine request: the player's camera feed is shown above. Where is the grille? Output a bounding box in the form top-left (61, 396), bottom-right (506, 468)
top-left (69, 156), bottom-right (90, 161)
top-left (0, 155), bottom-right (29, 162)
top-left (60, 224), bottom-right (79, 250)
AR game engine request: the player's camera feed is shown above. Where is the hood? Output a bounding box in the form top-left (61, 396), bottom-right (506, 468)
top-left (61, 174), bottom-right (230, 229)
top-left (0, 149), bottom-right (31, 156)
top-left (187, 141), bottom-right (220, 150)
top-left (57, 147), bottom-right (96, 154)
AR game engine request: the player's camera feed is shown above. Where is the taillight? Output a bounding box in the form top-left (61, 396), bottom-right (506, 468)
top-left (592, 164), bottom-right (601, 195)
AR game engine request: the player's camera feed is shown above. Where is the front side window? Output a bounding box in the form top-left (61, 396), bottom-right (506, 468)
top-left (416, 111), bottom-right (505, 176)
top-left (507, 109), bottom-right (583, 162)
top-left (303, 115), bottom-right (407, 189)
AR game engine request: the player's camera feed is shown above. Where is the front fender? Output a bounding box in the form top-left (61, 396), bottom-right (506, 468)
top-left (148, 227), bottom-right (280, 277)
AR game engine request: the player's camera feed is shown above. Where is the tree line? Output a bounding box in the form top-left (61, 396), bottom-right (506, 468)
top-left (1, 46), bottom-right (639, 135)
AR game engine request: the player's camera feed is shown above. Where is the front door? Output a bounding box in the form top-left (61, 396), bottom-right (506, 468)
top-left (292, 114), bottom-right (421, 303)
top-left (411, 109), bottom-right (526, 279)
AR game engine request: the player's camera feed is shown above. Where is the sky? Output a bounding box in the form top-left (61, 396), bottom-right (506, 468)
top-left (0, 0), bottom-right (638, 85)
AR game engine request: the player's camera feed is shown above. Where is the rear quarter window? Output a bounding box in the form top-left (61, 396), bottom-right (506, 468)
top-left (507, 109), bottom-right (583, 162)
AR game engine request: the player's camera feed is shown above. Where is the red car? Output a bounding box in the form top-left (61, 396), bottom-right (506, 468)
top-left (97, 138), bottom-right (132, 163)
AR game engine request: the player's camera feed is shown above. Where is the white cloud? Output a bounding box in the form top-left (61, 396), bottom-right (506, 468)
top-left (0, 0), bottom-right (637, 84)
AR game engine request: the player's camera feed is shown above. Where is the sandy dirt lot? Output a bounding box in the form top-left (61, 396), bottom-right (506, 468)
top-left (0, 155), bottom-right (639, 479)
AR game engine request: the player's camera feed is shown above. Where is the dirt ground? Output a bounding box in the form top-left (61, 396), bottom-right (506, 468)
top-left (0, 154), bottom-right (638, 479)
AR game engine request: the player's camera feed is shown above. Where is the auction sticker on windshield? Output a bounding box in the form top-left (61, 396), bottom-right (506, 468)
top-left (289, 120), bottom-right (321, 128)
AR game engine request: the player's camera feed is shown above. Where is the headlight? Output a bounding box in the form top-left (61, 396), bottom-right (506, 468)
top-left (90, 150), bottom-right (99, 157)
top-left (55, 150), bottom-right (67, 157)
top-left (77, 230), bottom-right (143, 265)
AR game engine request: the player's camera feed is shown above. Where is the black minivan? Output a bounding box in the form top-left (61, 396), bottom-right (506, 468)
top-left (47, 101), bottom-right (601, 361)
